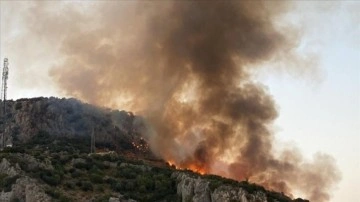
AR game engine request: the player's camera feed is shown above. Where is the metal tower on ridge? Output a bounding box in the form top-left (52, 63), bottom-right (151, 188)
top-left (1, 58), bottom-right (9, 149)
top-left (1, 58), bottom-right (9, 110)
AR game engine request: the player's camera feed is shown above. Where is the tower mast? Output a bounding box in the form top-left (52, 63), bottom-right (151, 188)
top-left (1, 58), bottom-right (9, 148)
top-left (2, 58), bottom-right (9, 113)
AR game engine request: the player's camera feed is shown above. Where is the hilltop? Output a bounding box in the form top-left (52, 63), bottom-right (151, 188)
top-left (0, 97), bottom-right (308, 202)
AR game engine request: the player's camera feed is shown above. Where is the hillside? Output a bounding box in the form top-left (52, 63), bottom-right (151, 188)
top-left (0, 97), bottom-right (309, 202)
top-left (1, 97), bottom-right (149, 156)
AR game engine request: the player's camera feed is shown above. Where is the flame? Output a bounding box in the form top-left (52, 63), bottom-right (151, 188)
top-left (167, 160), bottom-right (206, 175)
top-left (188, 164), bottom-right (206, 175)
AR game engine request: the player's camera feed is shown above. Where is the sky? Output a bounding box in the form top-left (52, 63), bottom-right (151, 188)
top-left (0, 1), bottom-right (359, 202)
top-left (257, 2), bottom-right (360, 201)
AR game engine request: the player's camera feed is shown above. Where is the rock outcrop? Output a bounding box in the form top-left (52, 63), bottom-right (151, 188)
top-left (172, 172), bottom-right (307, 202)
top-left (173, 172), bottom-right (265, 202)
top-left (0, 158), bottom-right (20, 177)
top-left (1, 97), bottom-right (150, 155)
top-left (0, 158), bottom-right (51, 202)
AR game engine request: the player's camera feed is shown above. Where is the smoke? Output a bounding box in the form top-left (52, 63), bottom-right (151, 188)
top-left (21, 1), bottom-right (340, 201)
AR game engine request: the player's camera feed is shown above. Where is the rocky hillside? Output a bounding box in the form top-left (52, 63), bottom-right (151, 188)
top-left (1, 97), bottom-right (150, 156)
top-left (0, 97), bottom-right (309, 202)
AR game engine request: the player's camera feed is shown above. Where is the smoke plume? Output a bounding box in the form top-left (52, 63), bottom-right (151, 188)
top-left (23, 1), bottom-right (341, 201)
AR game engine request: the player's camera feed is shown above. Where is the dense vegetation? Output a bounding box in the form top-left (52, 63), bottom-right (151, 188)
top-left (0, 132), bottom-right (179, 202)
top-left (0, 130), bottom-right (309, 202)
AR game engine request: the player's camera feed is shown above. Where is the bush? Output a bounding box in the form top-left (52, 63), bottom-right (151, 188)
top-left (80, 181), bottom-right (93, 191)
top-left (111, 181), bottom-right (124, 192)
top-left (209, 180), bottom-right (223, 191)
top-left (117, 167), bottom-right (137, 179)
top-left (90, 174), bottom-right (103, 184)
top-left (64, 182), bottom-right (75, 190)
top-left (74, 162), bottom-right (92, 170)
top-left (94, 161), bottom-right (105, 170)
top-left (59, 195), bottom-right (72, 202)
top-left (94, 194), bottom-right (112, 202)
top-left (125, 181), bottom-right (135, 191)
top-left (1, 147), bottom-right (25, 153)
top-left (0, 174), bottom-right (19, 192)
top-left (45, 188), bottom-right (72, 202)
top-left (136, 175), bottom-right (153, 191)
top-left (71, 170), bottom-right (83, 178)
top-left (39, 170), bottom-right (61, 186)
top-left (89, 166), bottom-right (104, 175)
top-left (60, 155), bottom-right (71, 164)
top-left (41, 174), bottom-right (61, 186)
top-left (105, 177), bottom-right (117, 186)
top-left (102, 154), bottom-right (118, 162)
top-left (95, 185), bottom-right (104, 192)
top-left (15, 102), bottom-right (22, 110)
top-left (45, 188), bottom-right (60, 198)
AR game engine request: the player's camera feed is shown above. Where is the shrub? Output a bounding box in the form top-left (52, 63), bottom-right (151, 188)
top-left (111, 181), bottom-right (124, 192)
top-left (125, 181), bottom-right (135, 191)
top-left (74, 162), bottom-right (91, 170)
top-left (0, 173), bottom-right (8, 182)
top-left (90, 174), bottom-right (103, 184)
top-left (80, 181), bottom-right (93, 191)
top-left (89, 166), bottom-right (103, 175)
top-left (138, 185), bottom-right (147, 193)
top-left (95, 185), bottom-right (104, 192)
top-left (71, 170), bottom-right (83, 178)
top-left (39, 170), bottom-right (61, 186)
top-left (1, 147), bottom-right (25, 153)
top-left (45, 188), bottom-right (72, 202)
top-left (0, 174), bottom-right (19, 192)
top-left (94, 161), bottom-right (105, 169)
top-left (41, 174), bottom-right (61, 186)
top-left (94, 194), bottom-right (112, 202)
top-left (59, 195), bottom-right (72, 202)
top-left (105, 177), bottom-right (117, 186)
top-left (117, 167), bottom-right (137, 179)
top-left (136, 175), bottom-right (153, 191)
top-left (64, 182), bottom-right (75, 190)
top-left (209, 180), bottom-right (223, 191)
top-left (45, 188), bottom-right (60, 198)
top-left (75, 180), bottom-right (82, 187)
top-left (60, 155), bottom-right (71, 164)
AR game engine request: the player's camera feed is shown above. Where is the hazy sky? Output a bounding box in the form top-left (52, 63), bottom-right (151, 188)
top-left (0, 1), bottom-right (359, 202)
top-left (257, 2), bottom-right (360, 201)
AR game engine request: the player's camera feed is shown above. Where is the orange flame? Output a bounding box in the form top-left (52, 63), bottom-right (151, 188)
top-left (188, 164), bottom-right (206, 175)
top-left (167, 160), bottom-right (207, 175)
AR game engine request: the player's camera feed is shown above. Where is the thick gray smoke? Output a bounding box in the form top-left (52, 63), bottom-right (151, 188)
top-left (21, 1), bottom-right (340, 201)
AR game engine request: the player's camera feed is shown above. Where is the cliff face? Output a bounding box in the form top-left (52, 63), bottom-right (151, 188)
top-left (0, 158), bottom-right (51, 202)
top-left (1, 97), bottom-right (148, 154)
top-left (173, 172), bottom-right (309, 202)
top-left (174, 172), bottom-right (263, 202)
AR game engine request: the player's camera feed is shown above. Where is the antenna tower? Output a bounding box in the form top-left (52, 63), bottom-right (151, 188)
top-left (1, 58), bottom-right (9, 111)
top-left (1, 58), bottom-right (9, 148)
